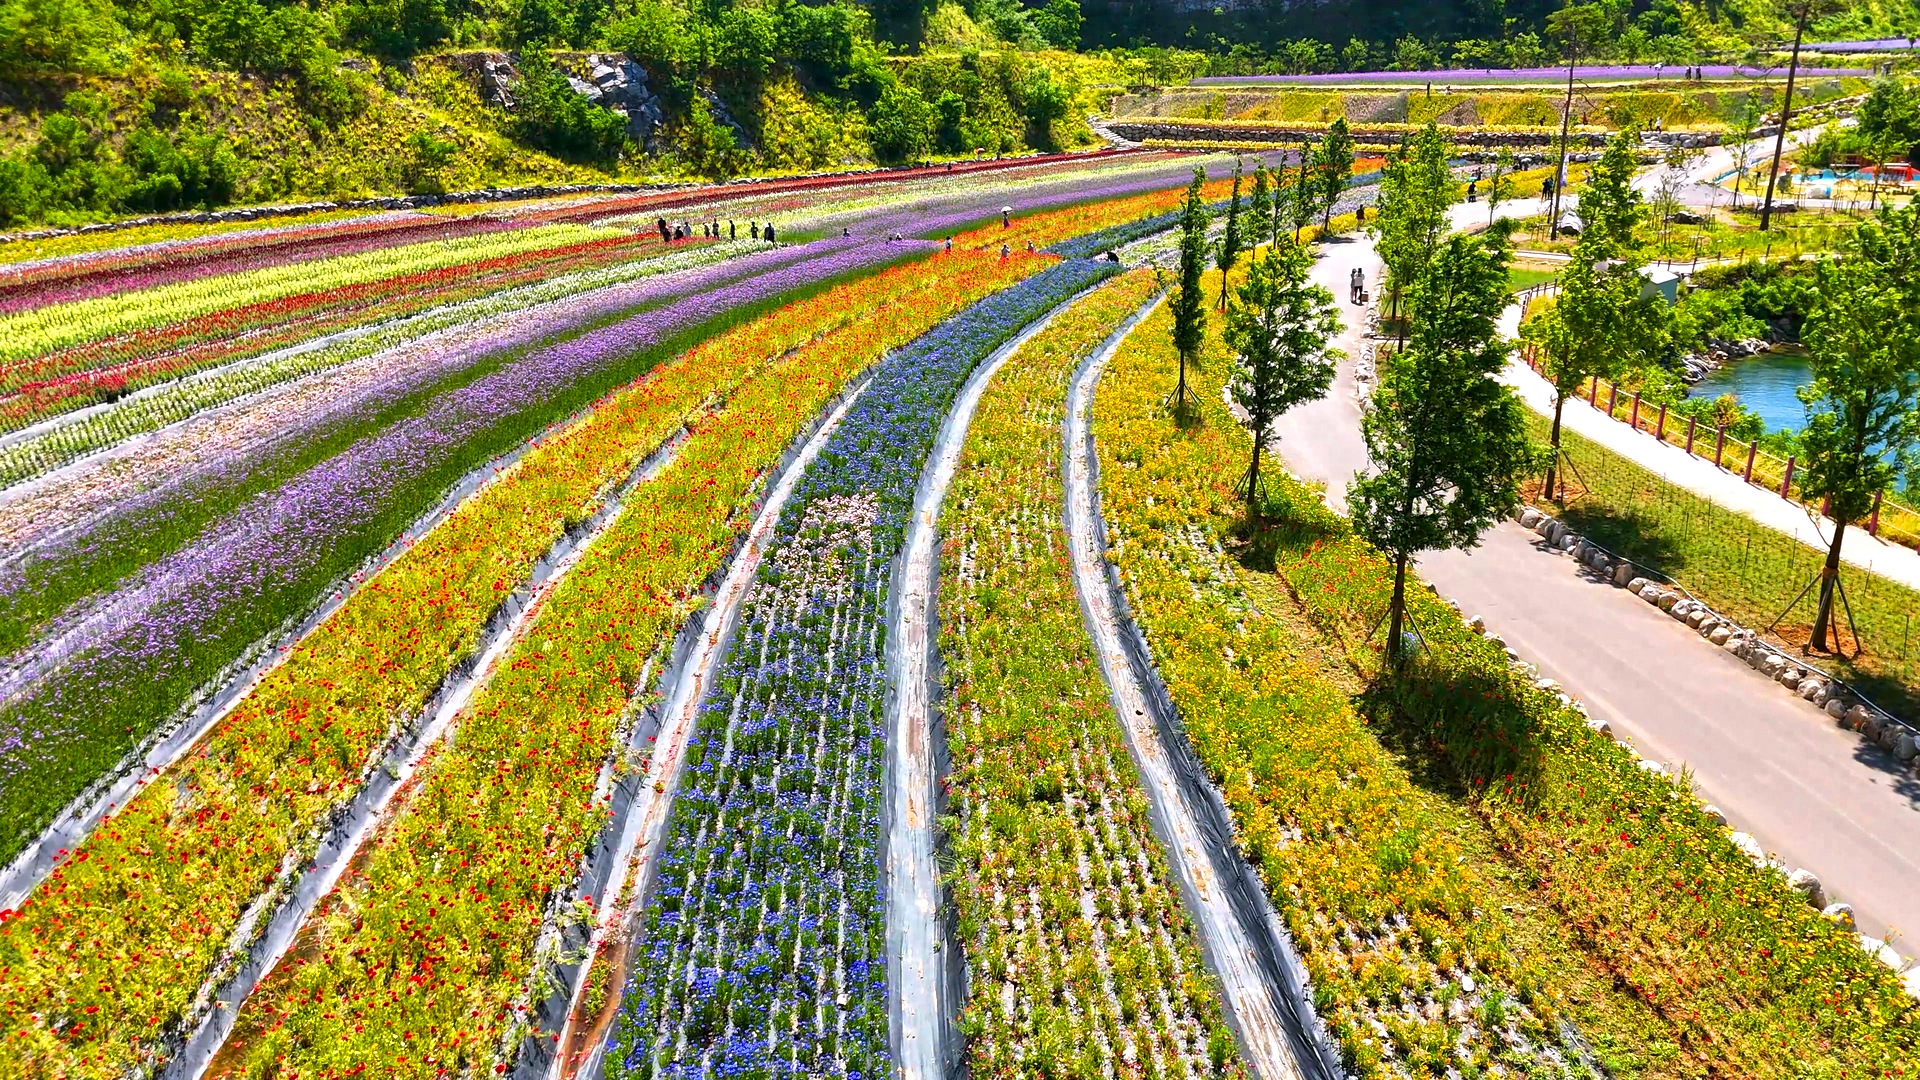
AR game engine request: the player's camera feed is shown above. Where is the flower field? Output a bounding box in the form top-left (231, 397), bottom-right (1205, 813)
top-left (202, 251), bottom-right (1053, 1080)
top-left (5, 141), bottom-right (1901, 1079)
top-left (0, 247), bottom-right (1045, 1079)
top-left (606, 257), bottom-right (1119, 1078)
top-left (0, 238), bottom-right (916, 870)
top-left (938, 268), bottom-right (1246, 1078)
top-left (1088, 258), bottom-right (1920, 1076)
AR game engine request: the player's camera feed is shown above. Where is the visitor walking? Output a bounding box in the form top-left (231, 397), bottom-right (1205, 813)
top-left (764, 222), bottom-right (777, 243)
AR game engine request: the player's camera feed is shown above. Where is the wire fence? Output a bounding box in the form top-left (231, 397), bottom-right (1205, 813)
top-left (1531, 413), bottom-right (1920, 717)
top-left (1520, 345), bottom-right (1920, 552)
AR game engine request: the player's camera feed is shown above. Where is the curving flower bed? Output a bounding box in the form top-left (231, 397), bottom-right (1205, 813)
top-left (606, 256), bottom-right (1120, 1079)
top-left (1091, 260), bottom-right (1920, 1076)
top-left (202, 251), bottom-right (1047, 1080)
top-left (938, 269), bottom-right (1246, 1077)
top-left (0, 239), bottom-right (910, 866)
top-left (0, 250), bottom-right (1000, 1080)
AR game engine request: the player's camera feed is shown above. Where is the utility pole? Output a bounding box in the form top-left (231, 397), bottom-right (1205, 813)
top-left (1759, 3), bottom-right (1811, 232)
top-left (1549, 37), bottom-right (1577, 240)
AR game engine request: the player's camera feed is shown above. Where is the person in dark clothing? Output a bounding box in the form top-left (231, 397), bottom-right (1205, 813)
top-left (1541, 175), bottom-right (1553, 199)
top-left (657, 217), bottom-right (669, 242)
top-left (751, 222), bottom-right (760, 239)
top-left (763, 222), bottom-right (776, 243)
top-left (729, 220), bottom-right (736, 240)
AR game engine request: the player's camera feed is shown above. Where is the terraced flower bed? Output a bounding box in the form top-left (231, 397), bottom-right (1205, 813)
top-left (1090, 261), bottom-right (1920, 1077)
top-left (938, 269), bottom-right (1246, 1077)
top-left (606, 257), bottom-right (1120, 1078)
top-left (204, 251), bottom-right (1049, 1080)
top-left (0, 250), bottom-right (1021, 1079)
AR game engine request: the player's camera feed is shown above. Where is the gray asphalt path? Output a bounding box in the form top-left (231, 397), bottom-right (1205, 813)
top-left (1267, 228), bottom-right (1920, 967)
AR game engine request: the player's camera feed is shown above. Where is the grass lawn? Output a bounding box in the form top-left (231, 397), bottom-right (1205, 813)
top-left (1526, 411), bottom-right (1920, 722)
top-left (1508, 263), bottom-right (1561, 292)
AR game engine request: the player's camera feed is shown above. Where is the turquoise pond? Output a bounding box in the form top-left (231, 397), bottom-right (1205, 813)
top-left (1691, 350), bottom-right (1813, 435)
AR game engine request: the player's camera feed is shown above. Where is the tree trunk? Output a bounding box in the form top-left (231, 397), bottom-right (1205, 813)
top-left (1809, 519), bottom-right (1849, 652)
top-left (1544, 392), bottom-right (1567, 500)
top-left (1759, 12), bottom-right (1807, 232)
top-left (1388, 549), bottom-right (1410, 667)
top-left (1175, 350), bottom-right (1191, 421)
top-left (1245, 436), bottom-right (1262, 522)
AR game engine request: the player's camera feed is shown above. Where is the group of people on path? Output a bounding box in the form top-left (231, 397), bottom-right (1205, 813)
top-left (655, 217), bottom-right (775, 243)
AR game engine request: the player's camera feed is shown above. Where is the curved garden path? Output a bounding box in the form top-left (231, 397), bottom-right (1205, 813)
top-left (1266, 223), bottom-right (1920, 978)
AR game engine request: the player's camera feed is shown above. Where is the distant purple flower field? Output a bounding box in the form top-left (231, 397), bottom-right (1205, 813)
top-left (1191, 63), bottom-right (1870, 86)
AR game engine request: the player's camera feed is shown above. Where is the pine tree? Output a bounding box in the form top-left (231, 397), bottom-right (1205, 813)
top-left (1169, 167), bottom-right (1209, 423)
top-left (1316, 118), bottom-right (1356, 232)
top-left (1288, 139), bottom-right (1318, 241)
top-left (1225, 237), bottom-right (1342, 521)
top-left (1216, 159), bottom-right (1244, 310)
top-left (1245, 164), bottom-right (1273, 255)
top-left (1351, 232), bottom-right (1536, 663)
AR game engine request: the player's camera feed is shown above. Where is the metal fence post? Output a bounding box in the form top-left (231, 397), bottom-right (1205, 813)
top-left (1589, 377), bottom-right (1600, 405)
top-left (1743, 442), bottom-right (1758, 482)
top-left (1781, 456), bottom-right (1795, 498)
top-left (1685, 416), bottom-right (1698, 455)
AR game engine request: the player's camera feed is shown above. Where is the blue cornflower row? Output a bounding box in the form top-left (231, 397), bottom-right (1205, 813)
top-left (607, 257), bottom-right (1118, 1080)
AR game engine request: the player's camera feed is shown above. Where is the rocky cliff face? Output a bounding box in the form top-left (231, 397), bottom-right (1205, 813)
top-left (442, 51), bottom-right (668, 148)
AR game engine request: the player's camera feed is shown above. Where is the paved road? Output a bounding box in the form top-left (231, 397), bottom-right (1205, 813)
top-left (1268, 226), bottom-right (1920, 971)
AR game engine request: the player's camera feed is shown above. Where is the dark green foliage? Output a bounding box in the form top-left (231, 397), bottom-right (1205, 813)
top-left (1169, 167), bottom-right (1209, 418)
top-left (1032, 0), bottom-right (1083, 49)
top-left (514, 62), bottom-right (628, 164)
top-left (337, 0), bottom-right (450, 57)
top-left (870, 81), bottom-right (935, 162)
top-left (0, 90), bottom-right (243, 225)
top-left (0, 0), bottom-right (124, 77)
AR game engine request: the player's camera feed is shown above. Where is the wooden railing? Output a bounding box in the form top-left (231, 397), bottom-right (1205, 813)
top-left (1520, 346), bottom-right (1920, 552)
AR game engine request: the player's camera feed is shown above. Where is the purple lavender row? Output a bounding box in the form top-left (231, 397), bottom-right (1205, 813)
top-left (0, 240), bottom-right (826, 648)
top-left (0, 237), bottom-right (905, 858)
top-left (1191, 63), bottom-right (1869, 86)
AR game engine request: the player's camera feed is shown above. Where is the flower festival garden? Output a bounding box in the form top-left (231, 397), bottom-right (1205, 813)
top-left (0, 140), bottom-right (1914, 1080)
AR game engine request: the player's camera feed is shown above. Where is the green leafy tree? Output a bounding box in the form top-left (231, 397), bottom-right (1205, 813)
top-left (1021, 68), bottom-right (1072, 149)
top-left (1371, 122), bottom-right (1452, 344)
top-left (0, 0), bottom-right (122, 77)
top-left (1225, 237), bottom-right (1342, 521)
top-left (1288, 139), bottom-right (1317, 241)
top-left (1728, 88), bottom-right (1768, 209)
top-left (1244, 164), bottom-right (1273, 254)
top-left (1545, 1), bottom-right (1616, 240)
top-left (1523, 202), bottom-right (1665, 500)
top-left (1572, 129), bottom-right (1642, 257)
top-left (1485, 148), bottom-right (1516, 228)
top-left (516, 62), bottom-right (627, 165)
top-left (1031, 0), bottom-right (1082, 49)
top-left (1796, 208), bottom-right (1920, 652)
top-left (1216, 159), bottom-right (1244, 309)
top-left (1169, 167), bottom-right (1209, 422)
top-left (1351, 233), bottom-right (1535, 663)
top-left (871, 81), bottom-right (936, 162)
top-left (1314, 117), bottom-right (1355, 232)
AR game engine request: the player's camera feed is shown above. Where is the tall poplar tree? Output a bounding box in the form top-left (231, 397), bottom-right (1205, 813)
top-left (1225, 237), bottom-right (1342, 521)
top-left (1371, 123), bottom-right (1452, 347)
top-left (1245, 164), bottom-right (1273, 255)
top-left (1288, 139), bottom-right (1318, 241)
top-left (1217, 159), bottom-right (1244, 310)
top-left (1315, 118), bottom-right (1356, 232)
top-left (1168, 167), bottom-right (1209, 423)
top-left (1351, 232), bottom-right (1535, 662)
